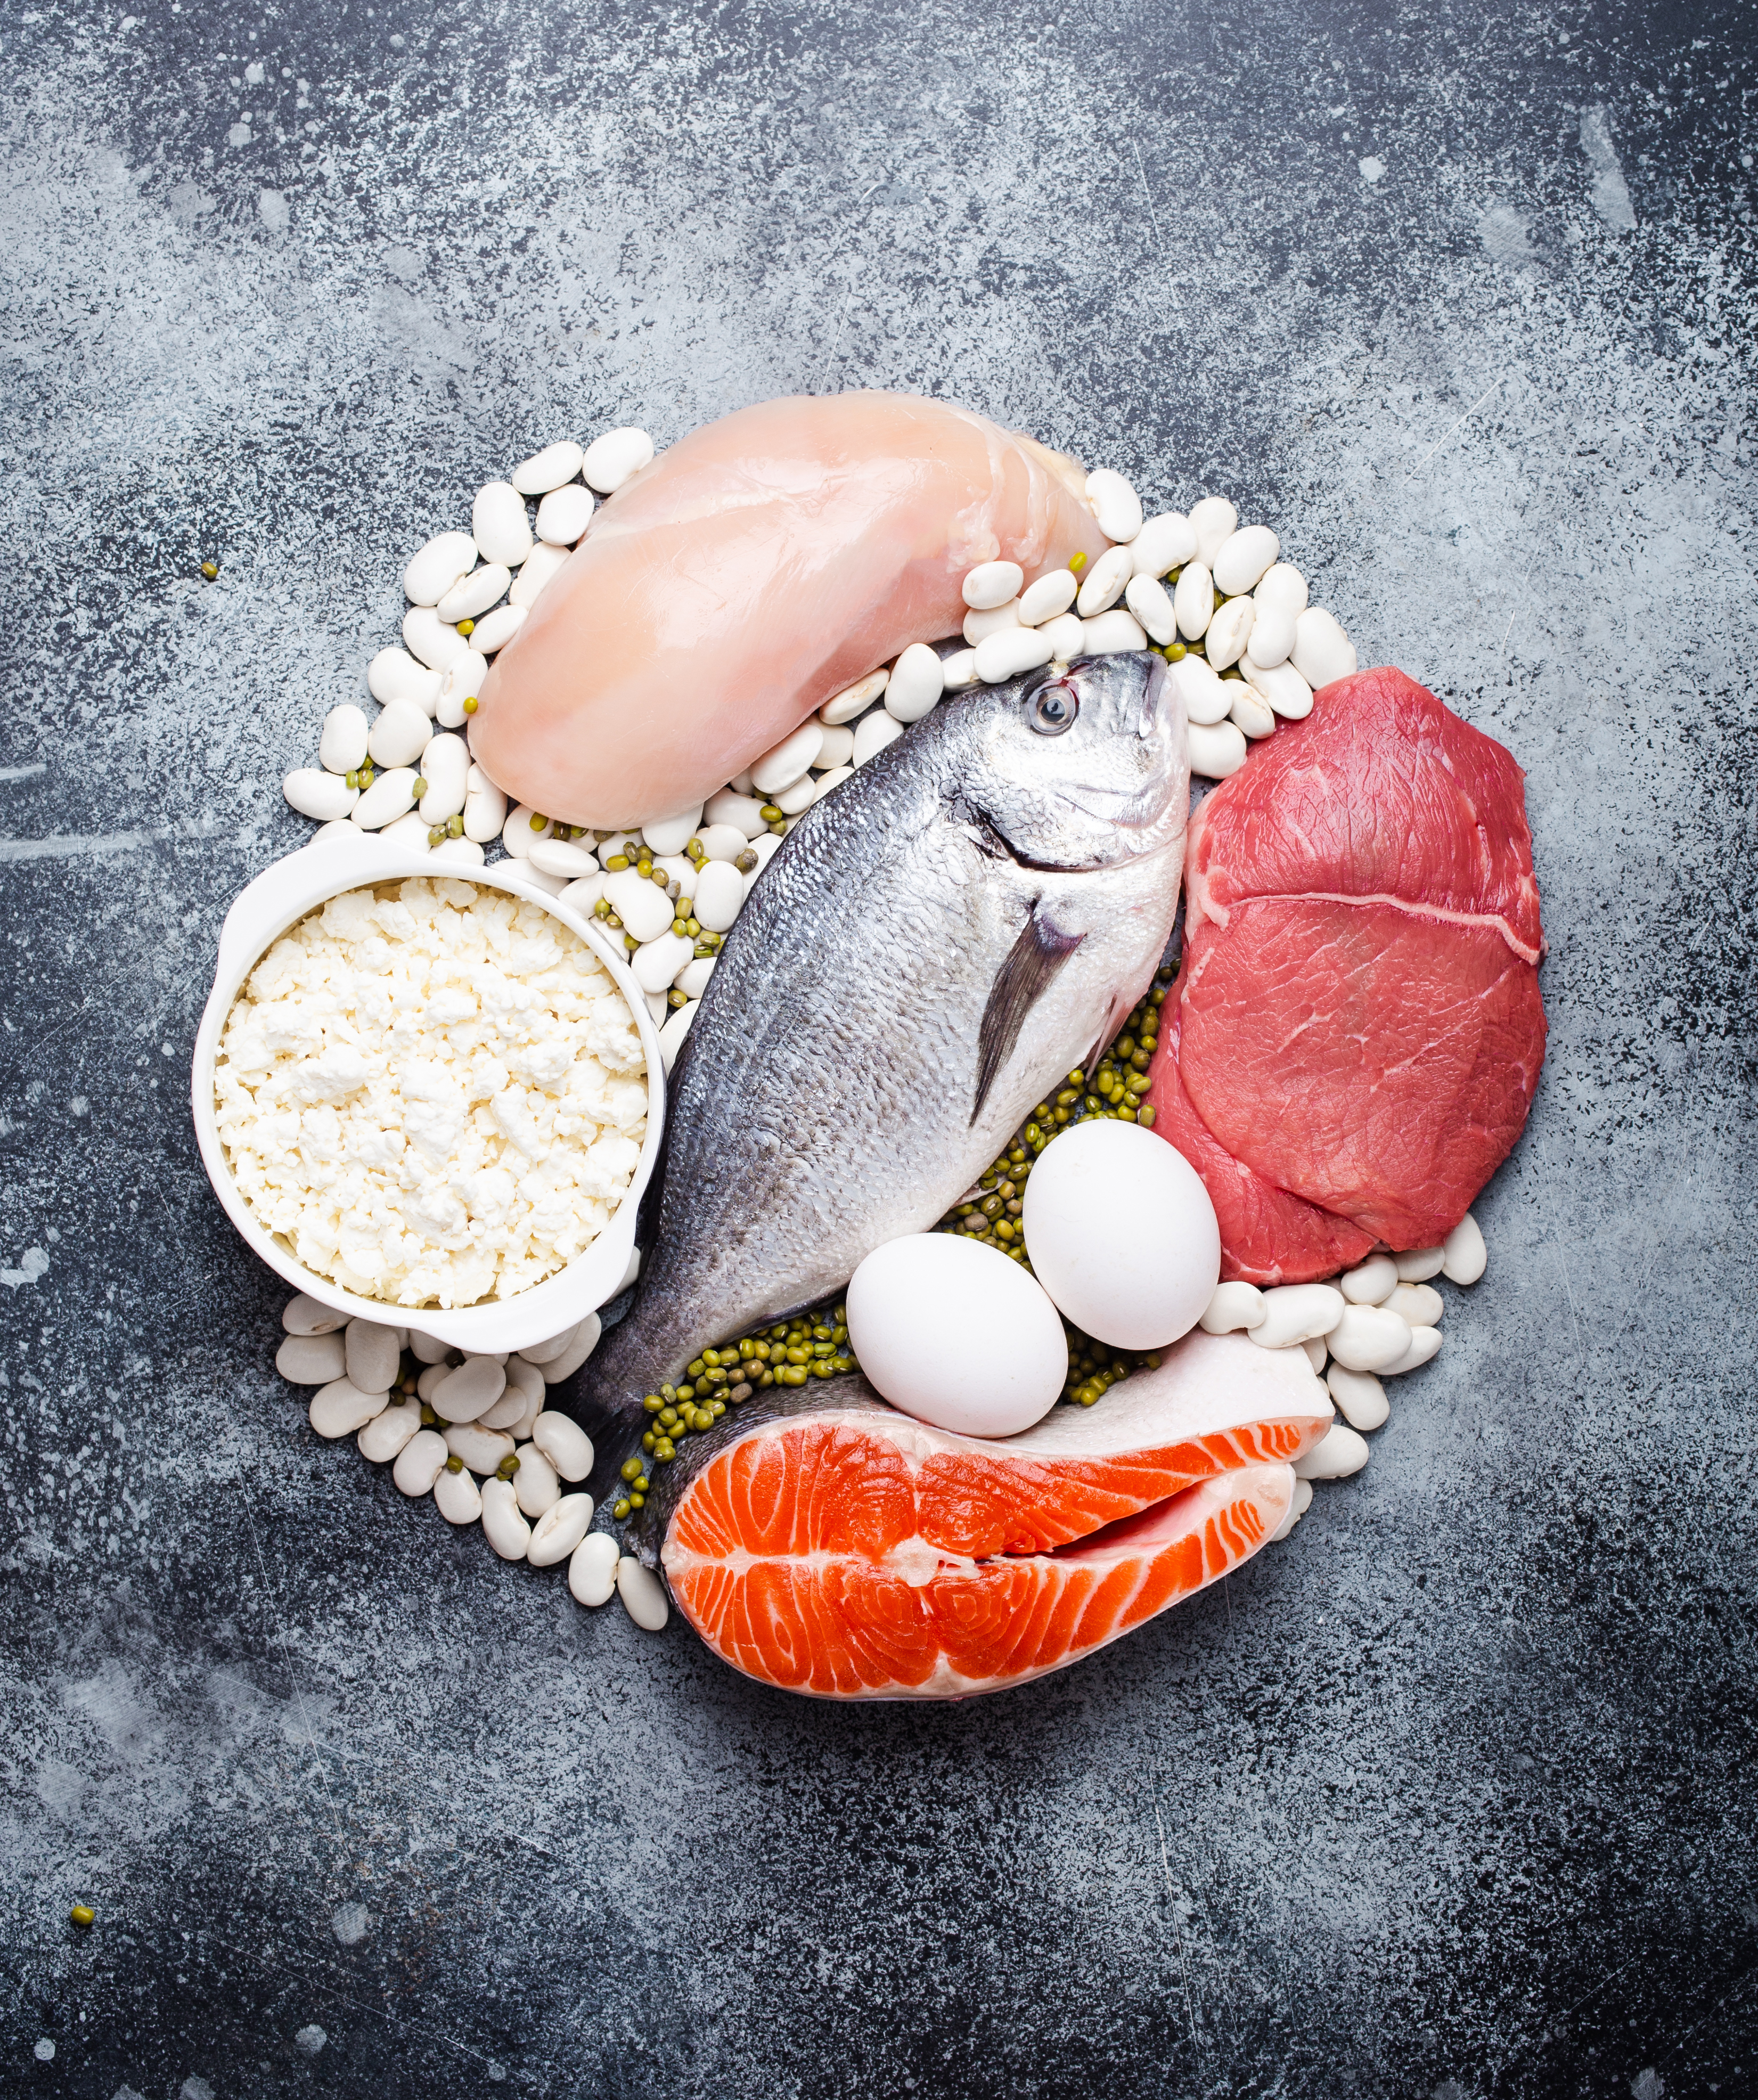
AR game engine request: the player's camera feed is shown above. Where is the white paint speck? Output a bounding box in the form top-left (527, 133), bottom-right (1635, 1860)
top-left (1580, 106), bottom-right (1637, 231)
top-left (1, 1247), bottom-right (48, 1290)
top-left (1359, 157), bottom-right (1386, 184)
top-left (293, 2024), bottom-right (327, 2057)
top-left (33, 2039), bottom-right (54, 2062)
top-left (330, 1899), bottom-right (370, 1944)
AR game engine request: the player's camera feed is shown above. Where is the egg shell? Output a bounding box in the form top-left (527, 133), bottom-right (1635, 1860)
top-left (844, 1235), bottom-right (1067, 1439)
top-left (1021, 1120), bottom-right (1222, 1350)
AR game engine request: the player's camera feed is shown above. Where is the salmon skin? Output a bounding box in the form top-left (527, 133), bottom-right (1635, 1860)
top-left (579, 651), bottom-right (1189, 1462)
top-left (636, 1333), bottom-right (1333, 1700)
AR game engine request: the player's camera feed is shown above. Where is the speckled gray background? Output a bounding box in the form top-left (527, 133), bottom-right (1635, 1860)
top-left (3, 1), bottom-right (1755, 2094)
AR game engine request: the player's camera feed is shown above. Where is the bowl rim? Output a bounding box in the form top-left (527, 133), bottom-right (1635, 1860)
top-left (188, 828), bottom-right (665, 1354)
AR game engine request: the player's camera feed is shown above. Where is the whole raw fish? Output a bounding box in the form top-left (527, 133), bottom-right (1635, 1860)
top-left (578, 650), bottom-right (1188, 1460)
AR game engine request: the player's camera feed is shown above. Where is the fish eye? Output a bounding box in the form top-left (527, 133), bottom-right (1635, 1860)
top-left (1028, 681), bottom-right (1079, 736)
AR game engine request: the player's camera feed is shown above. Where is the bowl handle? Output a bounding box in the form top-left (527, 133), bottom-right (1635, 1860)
top-left (215, 831), bottom-right (387, 980)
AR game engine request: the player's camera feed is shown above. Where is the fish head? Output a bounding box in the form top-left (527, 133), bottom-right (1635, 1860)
top-left (957, 650), bottom-right (1188, 872)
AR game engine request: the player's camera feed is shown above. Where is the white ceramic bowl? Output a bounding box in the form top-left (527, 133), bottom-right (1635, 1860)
top-left (189, 828), bottom-right (665, 1354)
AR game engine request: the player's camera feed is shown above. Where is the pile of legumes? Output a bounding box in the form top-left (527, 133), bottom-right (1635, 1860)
top-left (216, 876), bottom-right (648, 1307)
top-left (265, 416), bottom-right (1468, 1633)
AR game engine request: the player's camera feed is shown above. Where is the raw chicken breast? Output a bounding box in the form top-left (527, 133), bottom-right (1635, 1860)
top-left (469, 392), bottom-right (1109, 826)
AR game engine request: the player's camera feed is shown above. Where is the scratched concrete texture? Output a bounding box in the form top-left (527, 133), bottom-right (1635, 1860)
top-left (1, 0), bottom-right (1755, 2094)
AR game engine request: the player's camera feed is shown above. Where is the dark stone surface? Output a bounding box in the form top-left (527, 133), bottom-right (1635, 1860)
top-left (2, 1), bottom-right (1755, 2094)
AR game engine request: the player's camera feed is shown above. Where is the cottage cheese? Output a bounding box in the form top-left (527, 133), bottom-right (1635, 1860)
top-left (214, 877), bottom-right (648, 1308)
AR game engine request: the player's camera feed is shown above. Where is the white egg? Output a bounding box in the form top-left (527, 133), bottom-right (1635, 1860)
top-left (1021, 1120), bottom-right (1221, 1350)
top-left (844, 1235), bottom-right (1067, 1439)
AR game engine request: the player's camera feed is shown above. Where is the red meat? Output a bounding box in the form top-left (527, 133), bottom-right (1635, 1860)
top-left (1147, 666), bottom-right (1546, 1279)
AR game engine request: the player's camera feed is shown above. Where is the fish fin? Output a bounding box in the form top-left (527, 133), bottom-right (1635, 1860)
top-left (973, 909), bottom-right (1086, 1125)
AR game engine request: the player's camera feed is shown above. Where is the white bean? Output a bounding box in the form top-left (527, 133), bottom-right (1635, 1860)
top-left (1018, 569), bottom-right (1078, 624)
top-left (658, 998), bottom-right (699, 1072)
top-left (1080, 609), bottom-right (1147, 655)
top-left (1293, 1423), bottom-right (1370, 1481)
top-left (569, 1532), bottom-right (620, 1606)
top-left (434, 1464), bottom-right (483, 1526)
top-left (1085, 468), bottom-right (1142, 543)
top-left (403, 606), bottom-right (467, 672)
top-left (1291, 608), bottom-right (1358, 689)
top-left (1206, 595), bottom-right (1256, 671)
top-left (534, 486), bottom-right (594, 546)
top-left (1242, 658), bottom-right (1313, 720)
top-left (435, 651), bottom-right (488, 728)
top-left (885, 644), bottom-right (945, 722)
top-left (853, 709), bottom-right (904, 765)
top-left (511, 543), bottom-right (571, 611)
top-left (1075, 544), bottom-right (1134, 617)
top-left (429, 836), bottom-right (485, 869)
top-left (404, 530), bottom-right (478, 607)
top-left (976, 626), bottom-right (1055, 684)
top-left (434, 1357), bottom-right (506, 1425)
top-left (751, 721), bottom-right (824, 795)
top-left (1301, 1336), bottom-right (1329, 1375)
top-left (940, 648), bottom-right (979, 691)
top-left (498, 1355), bottom-right (547, 1428)
top-left (536, 1318), bottom-right (601, 1388)
top-left (693, 859), bottom-right (745, 932)
top-left (1442, 1212), bottom-right (1487, 1285)
top-left (1189, 496), bottom-right (1238, 565)
top-left (1383, 1326), bottom-right (1442, 1377)
top-left (344, 1318), bottom-right (400, 1394)
top-left (1387, 1282), bottom-right (1443, 1327)
top-left (1038, 613), bottom-right (1084, 662)
top-left (476, 1476), bottom-right (528, 1557)
top-left (616, 1556), bottom-right (670, 1631)
top-left (1327, 1303), bottom-right (1413, 1372)
top-left (529, 838), bottom-right (601, 880)
top-left (1326, 1365), bottom-right (1389, 1433)
top-left (963, 560), bottom-right (1024, 610)
top-left (1270, 1475), bottom-right (1314, 1541)
top-left (517, 1322), bottom-right (579, 1367)
top-left (511, 1443), bottom-right (561, 1518)
top-left (1229, 686), bottom-right (1277, 740)
top-left (1254, 561), bottom-right (1309, 614)
top-left (283, 769), bottom-right (357, 822)
top-left (963, 601), bottom-right (1020, 647)
top-left (1130, 512), bottom-right (1196, 578)
top-left (1187, 720), bottom-right (1248, 779)
top-left (1199, 1280), bottom-right (1268, 1333)
top-left (472, 481), bottom-right (533, 567)
top-left (418, 733), bottom-right (470, 823)
top-left (393, 1428), bottom-right (448, 1497)
top-left (1124, 574), bottom-right (1177, 645)
top-left (704, 789), bottom-right (768, 838)
top-left (582, 427), bottom-right (654, 493)
top-left (807, 766), bottom-right (853, 810)
top-left (463, 765), bottom-right (507, 844)
top-left (744, 832), bottom-right (784, 880)
top-left (351, 767), bottom-right (419, 831)
top-left (632, 931), bottom-right (694, 993)
top-left (773, 772), bottom-right (820, 816)
top-left (698, 822), bottom-right (753, 863)
top-left (416, 1362), bottom-right (449, 1404)
top-left (820, 669), bottom-right (889, 724)
top-left (1339, 1254), bottom-right (1399, 1304)
top-left (320, 705), bottom-right (369, 775)
top-left (640, 805), bottom-right (705, 856)
top-left (1394, 1246), bottom-right (1446, 1282)
top-left (437, 563), bottom-right (510, 624)
top-left (813, 724), bottom-right (855, 770)
top-left (511, 440), bottom-right (585, 494)
top-left (1243, 601), bottom-right (1297, 671)
top-left (276, 1331), bottom-right (346, 1384)
top-left (366, 698), bottom-right (431, 770)
top-left (1251, 1283), bottom-right (1344, 1350)
top-left (475, 1379), bottom-right (529, 1434)
top-left (367, 645), bottom-right (443, 709)
top-left (309, 1378), bottom-right (388, 1440)
top-left (358, 1397), bottom-right (423, 1463)
top-left (532, 1410), bottom-right (594, 1482)
top-left (1173, 561), bottom-right (1214, 640)
top-left (283, 1293), bottom-right (345, 1336)
top-left (1212, 525), bottom-right (1281, 596)
top-left (444, 1420), bottom-right (514, 1474)
top-left (528, 1493), bottom-right (594, 1567)
top-left (675, 957), bottom-right (715, 1000)
top-left (498, 805), bottom-right (551, 858)
top-left (381, 810), bottom-right (433, 854)
top-left (408, 1329), bottom-right (451, 1364)
top-left (470, 603), bottom-right (527, 656)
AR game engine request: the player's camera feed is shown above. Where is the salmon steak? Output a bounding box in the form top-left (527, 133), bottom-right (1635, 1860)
top-left (641, 1332), bottom-right (1333, 1699)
